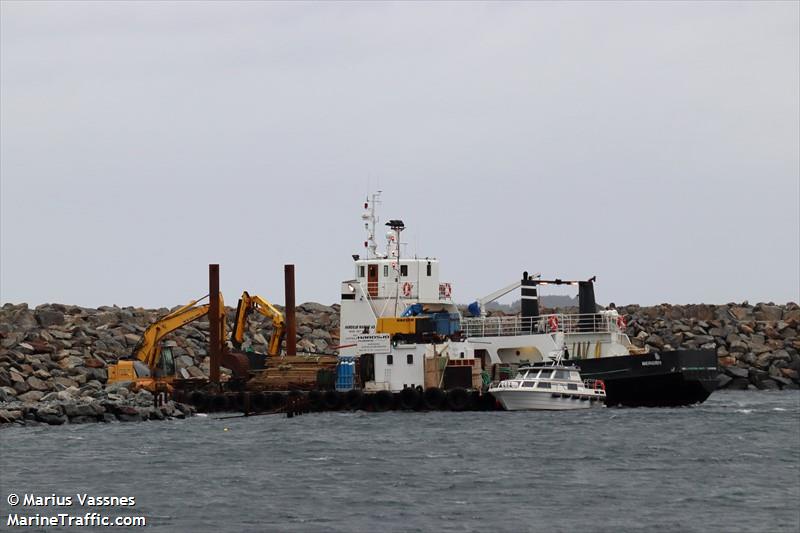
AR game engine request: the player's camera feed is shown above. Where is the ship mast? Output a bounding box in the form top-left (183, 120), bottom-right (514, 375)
top-left (362, 191), bottom-right (383, 259)
top-left (386, 219), bottom-right (405, 315)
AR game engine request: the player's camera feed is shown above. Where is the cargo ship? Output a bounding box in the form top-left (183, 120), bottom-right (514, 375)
top-left (338, 193), bottom-right (718, 407)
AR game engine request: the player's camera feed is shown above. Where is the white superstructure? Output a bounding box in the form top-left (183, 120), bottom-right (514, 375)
top-left (339, 193), bottom-right (472, 392)
top-left (338, 193), bottom-right (639, 393)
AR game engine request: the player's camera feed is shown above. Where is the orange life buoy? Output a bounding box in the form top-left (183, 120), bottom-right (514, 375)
top-left (443, 283), bottom-right (452, 298)
top-left (616, 315), bottom-right (626, 329)
top-left (594, 379), bottom-right (606, 392)
top-left (548, 315), bottom-right (559, 332)
top-left (402, 282), bottom-right (413, 297)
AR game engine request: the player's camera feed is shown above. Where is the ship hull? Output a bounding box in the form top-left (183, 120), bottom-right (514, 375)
top-left (489, 389), bottom-right (603, 411)
top-left (568, 349), bottom-right (718, 407)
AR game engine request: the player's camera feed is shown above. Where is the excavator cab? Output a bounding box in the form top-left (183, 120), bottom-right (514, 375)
top-left (153, 343), bottom-right (176, 378)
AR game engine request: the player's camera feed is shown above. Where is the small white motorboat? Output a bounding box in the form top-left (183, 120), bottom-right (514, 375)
top-left (488, 362), bottom-right (606, 411)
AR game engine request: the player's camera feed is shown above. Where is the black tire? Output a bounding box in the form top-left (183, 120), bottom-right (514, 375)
top-left (468, 390), bottom-right (481, 411)
top-left (446, 388), bottom-right (470, 411)
top-left (360, 392), bottom-right (374, 411)
top-left (423, 388), bottom-right (446, 410)
top-left (477, 392), bottom-right (496, 411)
top-left (189, 391), bottom-right (208, 411)
top-left (322, 390), bottom-right (341, 410)
top-left (210, 394), bottom-right (229, 412)
top-left (343, 389), bottom-right (363, 410)
top-left (270, 392), bottom-right (287, 410)
top-left (308, 390), bottom-right (324, 411)
top-left (250, 392), bottom-right (268, 412)
top-left (231, 392), bottom-right (246, 411)
top-left (398, 387), bottom-right (420, 410)
top-left (373, 390), bottom-right (394, 412)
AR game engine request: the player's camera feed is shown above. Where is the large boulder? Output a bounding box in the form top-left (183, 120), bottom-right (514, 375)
top-left (17, 390), bottom-right (45, 402)
top-left (26, 376), bottom-right (50, 392)
top-left (754, 305), bottom-right (783, 322)
top-left (35, 307), bottom-right (65, 327)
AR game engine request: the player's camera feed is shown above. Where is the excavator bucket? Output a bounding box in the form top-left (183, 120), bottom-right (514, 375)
top-left (221, 351), bottom-right (251, 380)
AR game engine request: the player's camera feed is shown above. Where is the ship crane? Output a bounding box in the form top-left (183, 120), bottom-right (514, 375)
top-left (468, 273), bottom-right (541, 317)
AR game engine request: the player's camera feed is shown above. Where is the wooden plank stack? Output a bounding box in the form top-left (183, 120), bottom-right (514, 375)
top-left (246, 355), bottom-right (339, 391)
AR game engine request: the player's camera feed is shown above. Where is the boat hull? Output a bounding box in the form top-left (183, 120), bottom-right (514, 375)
top-left (568, 349), bottom-right (718, 407)
top-left (489, 390), bottom-right (601, 411)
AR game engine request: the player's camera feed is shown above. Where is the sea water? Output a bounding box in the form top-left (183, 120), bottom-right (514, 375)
top-left (1, 390), bottom-right (798, 532)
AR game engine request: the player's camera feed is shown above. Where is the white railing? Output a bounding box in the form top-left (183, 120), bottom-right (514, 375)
top-left (461, 313), bottom-right (624, 338)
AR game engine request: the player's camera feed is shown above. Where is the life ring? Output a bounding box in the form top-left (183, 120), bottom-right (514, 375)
top-left (442, 283), bottom-right (452, 298)
top-left (616, 315), bottom-right (627, 329)
top-left (594, 379), bottom-right (606, 392)
top-left (402, 282), bottom-right (413, 297)
top-left (548, 315), bottom-right (559, 332)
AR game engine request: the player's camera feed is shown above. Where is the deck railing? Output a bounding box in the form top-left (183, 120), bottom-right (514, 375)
top-left (461, 313), bottom-right (623, 338)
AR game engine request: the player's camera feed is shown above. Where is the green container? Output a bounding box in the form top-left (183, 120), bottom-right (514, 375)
top-left (316, 369), bottom-right (336, 391)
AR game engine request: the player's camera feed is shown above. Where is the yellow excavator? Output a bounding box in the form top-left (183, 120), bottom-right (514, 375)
top-left (231, 291), bottom-right (285, 356)
top-left (107, 294), bottom-right (225, 392)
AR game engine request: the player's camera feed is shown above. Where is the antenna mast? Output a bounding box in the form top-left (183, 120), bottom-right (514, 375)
top-left (362, 191), bottom-right (383, 259)
top-left (386, 219), bottom-right (405, 315)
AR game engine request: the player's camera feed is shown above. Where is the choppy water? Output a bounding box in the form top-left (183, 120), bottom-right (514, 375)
top-left (1, 390), bottom-right (799, 532)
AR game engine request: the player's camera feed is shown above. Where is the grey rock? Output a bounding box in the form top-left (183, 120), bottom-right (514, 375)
top-left (18, 390), bottom-right (45, 402)
top-left (26, 376), bottom-right (50, 391)
top-left (35, 308), bottom-right (65, 327)
top-left (727, 377), bottom-right (750, 390)
top-left (724, 366), bottom-right (750, 379)
top-left (175, 355), bottom-right (195, 369)
top-left (0, 388), bottom-right (15, 402)
top-left (754, 305), bottom-right (783, 322)
top-left (310, 329), bottom-right (332, 341)
top-left (52, 376), bottom-right (79, 389)
top-left (0, 409), bottom-right (23, 423)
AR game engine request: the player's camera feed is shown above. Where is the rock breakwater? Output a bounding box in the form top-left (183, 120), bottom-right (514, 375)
top-left (1, 300), bottom-right (797, 427)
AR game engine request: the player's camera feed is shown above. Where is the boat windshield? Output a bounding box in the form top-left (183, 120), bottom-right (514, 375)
top-left (553, 370), bottom-right (571, 380)
top-left (538, 370), bottom-right (554, 379)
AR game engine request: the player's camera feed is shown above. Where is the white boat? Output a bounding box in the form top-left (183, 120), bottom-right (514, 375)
top-left (487, 363), bottom-right (606, 411)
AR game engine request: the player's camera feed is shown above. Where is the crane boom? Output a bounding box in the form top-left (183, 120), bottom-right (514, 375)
top-left (470, 273), bottom-right (541, 316)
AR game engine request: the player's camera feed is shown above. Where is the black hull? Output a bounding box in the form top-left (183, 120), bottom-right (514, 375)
top-left (569, 349), bottom-right (718, 407)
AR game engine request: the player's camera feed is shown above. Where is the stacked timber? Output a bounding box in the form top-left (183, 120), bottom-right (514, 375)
top-left (246, 355), bottom-right (339, 391)
top-left (424, 356), bottom-right (447, 389)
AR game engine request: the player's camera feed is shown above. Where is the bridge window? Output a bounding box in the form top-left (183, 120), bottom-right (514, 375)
top-left (427, 263), bottom-right (432, 276)
top-left (387, 354), bottom-right (393, 365)
top-left (537, 382), bottom-right (551, 389)
top-left (400, 265), bottom-right (408, 277)
top-left (407, 353), bottom-right (414, 364)
top-left (359, 266), bottom-right (365, 277)
top-left (383, 265), bottom-right (389, 277)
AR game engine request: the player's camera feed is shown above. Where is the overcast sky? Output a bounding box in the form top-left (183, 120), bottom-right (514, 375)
top-left (1, 1), bottom-right (798, 309)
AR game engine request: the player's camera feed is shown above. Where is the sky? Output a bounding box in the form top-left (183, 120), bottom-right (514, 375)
top-left (1, 1), bottom-right (798, 309)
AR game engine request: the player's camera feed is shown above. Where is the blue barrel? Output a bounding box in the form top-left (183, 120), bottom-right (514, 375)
top-left (336, 357), bottom-right (356, 391)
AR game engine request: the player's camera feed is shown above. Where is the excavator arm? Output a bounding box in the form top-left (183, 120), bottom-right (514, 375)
top-left (133, 294), bottom-right (222, 369)
top-left (231, 291), bottom-right (285, 356)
